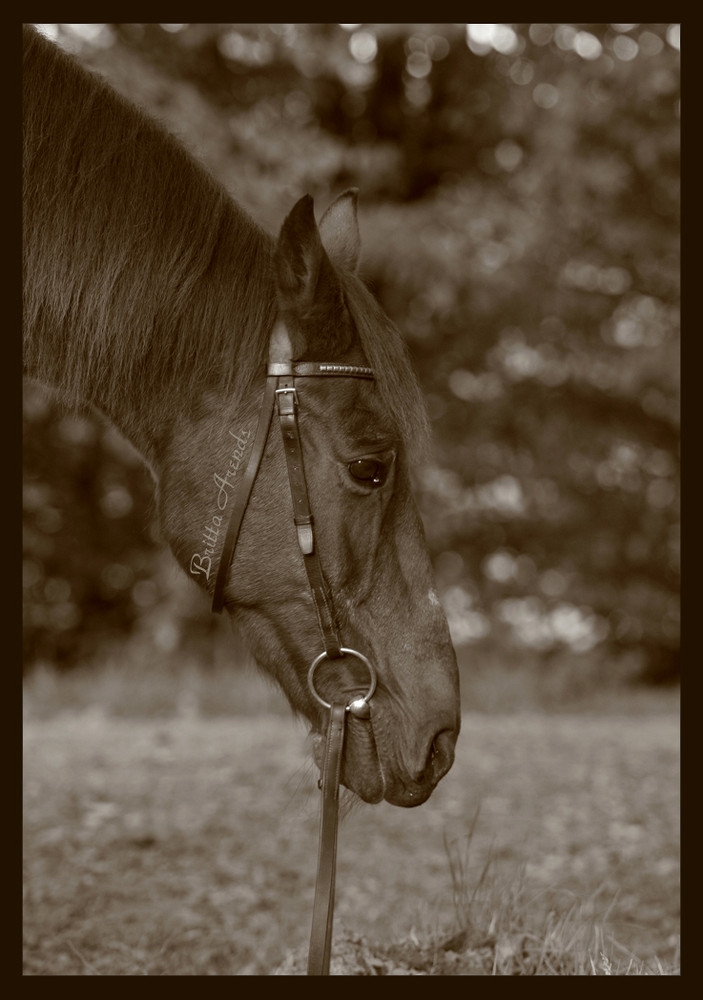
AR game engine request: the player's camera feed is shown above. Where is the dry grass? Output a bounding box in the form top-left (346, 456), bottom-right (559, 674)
top-left (23, 664), bottom-right (679, 975)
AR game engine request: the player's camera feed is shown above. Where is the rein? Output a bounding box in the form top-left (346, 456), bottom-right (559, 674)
top-left (211, 353), bottom-right (378, 975)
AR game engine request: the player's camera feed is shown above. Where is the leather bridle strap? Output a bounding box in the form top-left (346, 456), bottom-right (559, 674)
top-left (211, 377), bottom-right (277, 614)
top-left (209, 353), bottom-right (377, 977)
top-left (306, 702), bottom-right (347, 976)
top-left (274, 374), bottom-right (342, 658)
top-left (305, 649), bottom-right (376, 977)
top-left (211, 360), bottom-right (374, 633)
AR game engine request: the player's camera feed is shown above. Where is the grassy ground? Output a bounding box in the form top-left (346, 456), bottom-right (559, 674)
top-left (23, 663), bottom-right (679, 975)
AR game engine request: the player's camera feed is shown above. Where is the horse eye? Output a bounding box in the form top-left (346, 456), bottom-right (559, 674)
top-left (348, 459), bottom-right (386, 486)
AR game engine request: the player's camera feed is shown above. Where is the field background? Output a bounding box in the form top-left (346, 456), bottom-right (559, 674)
top-left (23, 24), bottom-right (679, 975)
top-left (23, 664), bottom-right (679, 976)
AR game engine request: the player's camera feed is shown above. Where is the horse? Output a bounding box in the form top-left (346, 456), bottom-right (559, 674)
top-left (22, 24), bottom-right (460, 809)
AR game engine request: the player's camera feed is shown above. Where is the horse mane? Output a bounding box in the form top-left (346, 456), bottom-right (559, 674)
top-left (23, 25), bottom-right (276, 426)
top-left (23, 26), bottom-right (428, 458)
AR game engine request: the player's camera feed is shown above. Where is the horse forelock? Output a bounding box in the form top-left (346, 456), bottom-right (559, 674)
top-left (338, 270), bottom-right (430, 462)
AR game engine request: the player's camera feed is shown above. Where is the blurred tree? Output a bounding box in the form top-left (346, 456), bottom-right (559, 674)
top-left (24, 24), bottom-right (679, 684)
top-left (23, 385), bottom-right (162, 669)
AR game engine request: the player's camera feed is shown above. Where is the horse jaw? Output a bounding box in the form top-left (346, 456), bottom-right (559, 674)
top-left (311, 721), bottom-right (386, 805)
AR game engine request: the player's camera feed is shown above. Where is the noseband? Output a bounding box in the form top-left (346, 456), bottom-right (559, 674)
top-left (210, 352), bottom-right (378, 975)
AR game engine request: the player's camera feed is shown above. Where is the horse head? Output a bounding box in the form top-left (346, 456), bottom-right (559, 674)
top-left (160, 191), bottom-right (460, 807)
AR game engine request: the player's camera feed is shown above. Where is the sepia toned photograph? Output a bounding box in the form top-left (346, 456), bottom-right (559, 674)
top-left (23, 24), bottom-right (679, 975)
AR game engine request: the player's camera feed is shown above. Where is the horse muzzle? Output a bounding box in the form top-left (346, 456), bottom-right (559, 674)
top-left (311, 704), bottom-right (459, 808)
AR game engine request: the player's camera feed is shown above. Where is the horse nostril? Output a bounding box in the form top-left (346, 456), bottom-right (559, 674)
top-left (417, 728), bottom-right (457, 786)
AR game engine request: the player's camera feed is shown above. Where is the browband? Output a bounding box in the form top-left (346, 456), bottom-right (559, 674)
top-left (268, 361), bottom-right (374, 378)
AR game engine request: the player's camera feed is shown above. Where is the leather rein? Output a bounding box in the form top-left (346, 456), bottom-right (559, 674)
top-left (211, 354), bottom-right (378, 976)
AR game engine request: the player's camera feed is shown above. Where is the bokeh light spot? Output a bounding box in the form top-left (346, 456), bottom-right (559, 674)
top-left (612, 35), bottom-right (639, 61)
top-left (533, 83), bottom-right (559, 109)
top-left (666, 24), bottom-right (680, 51)
top-left (574, 31), bottom-right (603, 61)
top-left (349, 30), bottom-right (377, 64)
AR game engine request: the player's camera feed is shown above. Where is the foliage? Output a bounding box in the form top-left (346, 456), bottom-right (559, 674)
top-left (23, 24), bottom-right (679, 683)
top-left (23, 387), bottom-right (159, 667)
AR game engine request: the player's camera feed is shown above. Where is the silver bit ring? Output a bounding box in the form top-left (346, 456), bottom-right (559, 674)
top-left (307, 648), bottom-right (377, 711)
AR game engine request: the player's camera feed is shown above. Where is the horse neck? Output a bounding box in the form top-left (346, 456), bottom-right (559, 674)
top-left (22, 27), bottom-right (276, 469)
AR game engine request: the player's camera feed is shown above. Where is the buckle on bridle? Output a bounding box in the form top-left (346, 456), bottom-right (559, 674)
top-left (275, 386), bottom-right (297, 415)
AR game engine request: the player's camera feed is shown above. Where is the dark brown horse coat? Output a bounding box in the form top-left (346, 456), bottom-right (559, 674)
top-left (23, 25), bottom-right (460, 807)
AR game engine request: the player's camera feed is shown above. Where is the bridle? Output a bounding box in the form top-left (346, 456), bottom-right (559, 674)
top-left (212, 358), bottom-right (374, 646)
top-left (211, 344), bottom-right (379, 976)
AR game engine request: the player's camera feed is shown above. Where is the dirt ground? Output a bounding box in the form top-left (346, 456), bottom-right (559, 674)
top-left (23, 709), bottom-right (679, 975)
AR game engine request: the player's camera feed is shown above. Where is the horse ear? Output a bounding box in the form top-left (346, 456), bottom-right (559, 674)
top-left (275, 194), bottom-right (329, 312)
top-left (275, 194), bottom-right (354, 357)
top-left (319, 188), bottom-right (361, 273)
top-left (274, 195), bottom-right (354, 360)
